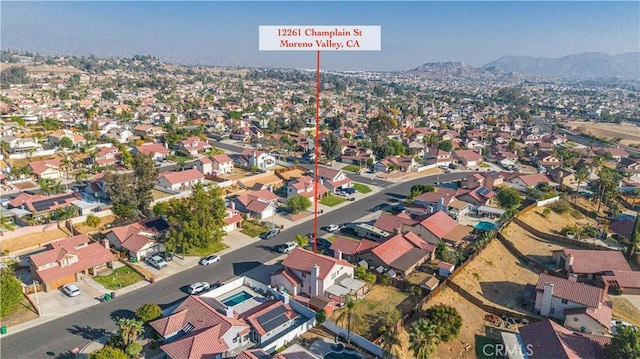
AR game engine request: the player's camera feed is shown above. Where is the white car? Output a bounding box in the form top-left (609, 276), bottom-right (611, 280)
top-left (147, 255), bottom-right (168, 269)
top-left (199, 255), bottom-right (221, 265)
top-left (324, 224), bottom-right (340, 232)
top-left (62, 283), bottom-right (81, 297)
top-left (279, 242), bottom-right (298, 253)
top-left (188, 282), bottom-right (211, 295)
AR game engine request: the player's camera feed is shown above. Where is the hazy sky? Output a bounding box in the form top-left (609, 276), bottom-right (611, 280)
top-left (2, 1), bottom-right (638, 71)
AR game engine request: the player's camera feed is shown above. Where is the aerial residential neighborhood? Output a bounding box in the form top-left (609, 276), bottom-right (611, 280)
top-left (1, 2), bottom-right (640, 359)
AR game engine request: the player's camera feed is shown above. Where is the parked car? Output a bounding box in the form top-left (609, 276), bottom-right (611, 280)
top-left (260, 229), bottom-right (280, 240)
top-left (147, 255), bottom-right (168, 269)
top-left (336, 191), bottom-right (348, 197)
top-left (279, 242), bottom-right (298, 253)
top-left (343, 187), bottom-right (357, 194)
top-left (188, 282), bottom-right (211, 295)
top-left (199, 255), bottom-right (221, 265)
top-left (324, 224), bottom-right (340, 232)
top-left (448, 163), bottom-right (457, 169)
top-left (159, 252), bottom-right (173, 261)
top-left (62, 283), bottom-right (81, 297)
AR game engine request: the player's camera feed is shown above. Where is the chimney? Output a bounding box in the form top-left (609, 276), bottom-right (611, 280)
top-left (282, 292), bottom-right (290, 305)
top-left (540, 283), bottom-right (554, 317)
top-left (567, 254), bottom-right (574, 270)
top-left (334, 250), bottom-right (342, 261)
top-left (437, 197), bottom-right (445, 212)
top-left (226, 307), bottom-right (234, 318)
top-left (568, 273), bottom-right (578, 282)
top-left (103, 238), bottom-right (110, 250)
top-left (310, 264), bottom-right (320, 297)
top-left (230, 201), bottom-right (235, 211)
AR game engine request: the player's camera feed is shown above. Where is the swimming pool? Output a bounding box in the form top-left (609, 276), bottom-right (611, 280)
top-left (323, 343), bottom-right (365, 359)
top-left (221, 291), bottom-right (253, 306)
top-left (475, 221), bottom-right (497, 231)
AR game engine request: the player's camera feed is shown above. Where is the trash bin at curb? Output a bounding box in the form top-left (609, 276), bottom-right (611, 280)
top-left (111, 291), bottom-right (116, 299)
top-left (104, 294), bottom-right (111, 301)
top-left (1, 326), bottom-right (7, 335)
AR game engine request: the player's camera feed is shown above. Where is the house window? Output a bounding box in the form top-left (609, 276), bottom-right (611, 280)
top-left (561, 299), bottom-right (568, 304)
top-left (550, 308), bottom-right (555, 314)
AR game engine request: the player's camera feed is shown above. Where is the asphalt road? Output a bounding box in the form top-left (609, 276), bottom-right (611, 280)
top-left (0, 171), bottom-right (469, 359)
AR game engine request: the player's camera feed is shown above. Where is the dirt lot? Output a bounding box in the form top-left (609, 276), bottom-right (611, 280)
top-left (501, 222), bottom-right (582, 263)
top-left (73, 214), bottom-right (116, 234)
top-left (394, 287), bottom-right (517, 359)
top-left (452, 240), bottom-right (540, 314)
top-left (566, 121), bottom-right (640, 146)
top-left (2, 63), bottom-right (84, 75)
top-left (609, 295), bottom-right (640, 327)
top-left (517, 206), bottom-right (598, 236)
top-left (1, 228), bottom-right (71, 254)
top-left (152, 189), bottom-right (173, 201)
top-left (0, 298), bottom-right (39, 328)
top-left (220, 168), bottom-right (253, 181)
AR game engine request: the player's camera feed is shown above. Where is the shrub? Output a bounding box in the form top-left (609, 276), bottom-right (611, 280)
top-left (125, 342), bottom-right (142, 358)
top-left (315, 308), bottom-right (327, 324)
top-left (561, 224), bottom-right (580, 236)
top-left (541, 208), bottom-right (551, 218)
top-left (570, 209), bottom-right (584, 219)
top-left (85, 214), bottom-right (101, 228)
top-left (549, 200), bottom-right (571, 214)
top-left (89, 346), bottom-right (128, 359)
top-left (1, 270), bottom-right (23, 317)
top-left (136, 303), bottom-right (162, 323)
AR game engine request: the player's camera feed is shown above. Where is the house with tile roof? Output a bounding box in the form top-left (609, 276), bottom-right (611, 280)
top-left (286, 175), bottom-right (329, 199)
top-left (7, 191), bottom-right (82, 219)
top-left (150, 295), bottom-right (251, 359)
top-left (329, 236), bottom-right (378, 263)
top-left (27, 158), bottom-right (63, 179)
top-left (234, 149), bottom-right (275, 169)
top-left (373, 156), bottom-right (416, 173)
top-left (271, 248), bottom-right (364, 301)
top-left (373, 212), bottom-right (418, 234)
top-left (423, 146), bottom-right (454, 166)
top-left (504, 173), bottom-right (553, 192)
top-left (312, 167), bottom-right (352, 193)
top-left (47, 129), bottom-right (86, 147)
top-left (29, 234), bottom-right (115, 291)
top-left (551, 249), bottom-right (632, 280)
top-left (195, 154), bottom-right (235, 176)
top-left (534, 274), bottom-right (612, 336)
top-left (135, 142), bottom-right (170, 162)
top-left (156, 168), bottom-right (205, 192)
top-left (359, 232), bottom-right (435, 275)
top-left (400, 211), bottom-right (473, 246)
top-left (105, 217), bottom-right (170, 261)
top-left (453, 149), bottom-right (483, 167)
top-left (515, 319), bottom-right (611, 359)
top-left (239, 300), bottom-right (299, 345)
top-left (233, 189), bottom-right (278, 220)
top-left (223, 206), bottom-right (244, 233)
top-left (536, 151), bottom-right (562, 169)
top-left (178, 136), bottom-right (212, 158)
top-left (600, 270), bottom-right (640, 295)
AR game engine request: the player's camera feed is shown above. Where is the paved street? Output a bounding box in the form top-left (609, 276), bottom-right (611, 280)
top-left (0, 171), bottom-right (469, 359)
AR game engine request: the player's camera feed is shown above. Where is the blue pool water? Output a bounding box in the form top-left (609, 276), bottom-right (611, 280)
top-left (222, 291), bottom-right (253, 306)
top-left (475, 221), bottom-right (497, 231)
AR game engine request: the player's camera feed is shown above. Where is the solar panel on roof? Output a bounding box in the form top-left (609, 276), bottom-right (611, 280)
top-left (144, 218), bottom-right (169, 231)
top-left (477, 187), bottom-right (490, 196)
top-left (257, 305), bottom-right (290, 332)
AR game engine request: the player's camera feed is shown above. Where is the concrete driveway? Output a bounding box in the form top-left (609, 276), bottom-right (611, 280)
top-left (29, 281), bottom-right (103, 319)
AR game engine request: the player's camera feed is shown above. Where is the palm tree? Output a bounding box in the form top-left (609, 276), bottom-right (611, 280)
top-left (410, 318), bottom-right (440, 359)
top-left (38, 178), bottom-right (52, 196)
top-left (116, 317), bottom-right (144, 346)
top-left (574, 167), bottom-right (589, 205)
top-left (61, 157), bottom-right (73, 180)
top-left (335, 294), bottom-right (363, 344)
top-left (380, 325), bottom-right (401, 359)
top-left (75, 170), bottom-right (89, 186)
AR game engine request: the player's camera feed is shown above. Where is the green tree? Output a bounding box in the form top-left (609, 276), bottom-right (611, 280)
top-left (116, 317), bottom-right (144, 346)
top-left (105, 172), bottom-right (137, 218)
top-left (0, 270), bottom-right (23, 317)
top-left (335, 294), bottom-right (363, 344)
top-left (59, 136), bottom-right (74, 149)
top-left (354, 265), bottom-right (376, 285)
top-left (424, 305), bottom-right (462, 342)
top-left (496, 186), bottom-right (522, 210)
top-left (604, 325), bottom-right (640, 359)
top-left (369, 111), bottom-right (396, 147)
top-left (410, 184), bottom-right (435, 199)
top-left (437, 140), bottom-right (452, 152)
top-left (136, 303), bottom-right (162, 323)
top-left (410, 318), bottom-right (440, 359)
top-left (322, 133), bottom-right (342, 165)
top-left (132, 152), bottom-right (158, 214)
top-left (388, 138), bottom-right (406, 156)
top-left (125, 342), bottom-right (142, 358)
top-left (85, 215), bottom-right (100, 228)
top-left (628, 214), bottom-right (640, 258)
top-left (285, 195), bottom-right (312, 214)
top-left (574, 167), bottom-right (589, 204)
top-left (315, 308), bottom-right (327, 324)
top-left (289, 117), bottom-right (305, 133)
top-left (380, 311), bottom-right (401, 359)
top-left (88, 346), bottom-right (128, 359)
top-left (435, 242), bottom-right (455, 263)
top-left (101, 90), bottom-right (117, 101)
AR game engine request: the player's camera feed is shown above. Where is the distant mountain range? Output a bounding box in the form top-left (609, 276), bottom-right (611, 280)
top-left (482, 52), bottom-right (639, 80)
top-left (408, 52), bottom-right (639, 81)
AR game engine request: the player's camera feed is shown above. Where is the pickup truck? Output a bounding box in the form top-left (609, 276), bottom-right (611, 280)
top-left (147, 255), bottom-right (168, 269)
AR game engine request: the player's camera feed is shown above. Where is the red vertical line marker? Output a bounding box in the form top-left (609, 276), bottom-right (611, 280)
top-left (314, 50), bottom-right (321, 254)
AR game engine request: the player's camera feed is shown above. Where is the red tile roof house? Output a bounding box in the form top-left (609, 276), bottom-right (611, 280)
top-left (223, 206), bottom-right (244, 233)
top-left (150, 295), bottom-right (251, 359)
top-left (270, 248), bottom-right (365, 303)
top-left (607, 218), bottom-right (635, 241)
top-left (8, 192), bottom-right (82, 220)
top-left (329, 236), bottom-right (379, 263)
top-left (400, 211), bottom-right (473, 247)
top-left (409, 187), bottom-right (463, 217)
top-left (517, 319), bottom-right (611, 359)
top-left (156, 168), bottom-right (205, 192)
top-left (600, 270), bottom-right (640, 295)
top-left (373, 212), bottom-right (418, 234)
top-left (234, 149), bottom-right (275, 170)
top-left (423, 146), bottom-right (454, 166)
top-left (27, 158), bottom-right (63, 179)
top-left (135, 142), bottom-right (170, 162)
top-left (373, 156), bottom-right (416, 172)
top-left (534, 274), bottom-right (612, 336)
top-left (536, 151), bottom-right (562, 169)
top-left (359, 232), bottom-right (435, 275)
top-left (505, 173), bottom-right (553, 192)
top-left (312, 167), bottom-right (352, 193)
top-left (551, 249), bottom-right (632, 281)
top-left (178, 136), bottom-right (212, 158)
top-left (286, 175), bottom-right (329, 199)
top-left (195, 154), bottom-right (235, 176)
top-left (29, 234), bottom-right (115, 292)
top-left (239, 299), bottom-right (299, 346)
top-left (105, 217), bottom-right (170, 261)
top-left (233, 189), bottom-right (278, 220)
top-left (453, 149), bottom-right (483, 167)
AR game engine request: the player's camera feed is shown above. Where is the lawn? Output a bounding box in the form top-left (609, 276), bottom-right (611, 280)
top-left (240, 220), bottom-right (269, 238)
top-left (183, 241), bottom-right (229, 257)
top-left (353, 183), bottom-right (372, 194)
top-left (167, 154), bottom-right (191, 163)
top-left (94, 266), bottom-right (144, 290)
top-left (0, 298), bottom-right (38, 327)
top-left (609, 295), bottom-right (640, 327)
top-left (320, 194), bottom-right (347, 207)
top-left (342, 164), bottom-right (361, 173)
top-left (330, 285), bottom-right (415, 340)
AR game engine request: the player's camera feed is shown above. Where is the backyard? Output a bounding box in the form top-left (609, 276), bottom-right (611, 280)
top-left (451, 239), bottom-right (540, 314)
top-left (1, 228), bottom-right (71, 254)
top-left (517, 204), bottom-right (598, 236)
top-left (330, 285), bottom-right (416, 341)
top-left (73, 214), bottom-right (116, 234)
top-left (240, 219), bottom-right (269, 238)
top-left (152, 189), bottom-right (173, 201)
top-left (609, 295), bottom-right (640, 327)
top-left (93, 266), bottom-right (144, 290)
top-left (320, 194), bottom-right (347, 207)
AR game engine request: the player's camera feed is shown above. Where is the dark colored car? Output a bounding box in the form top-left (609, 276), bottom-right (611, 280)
top-left (260, 229), bottom-right (280, 240)
top-left (159, 252), bottom-right (173, 261)
top-left (343, 187), bottom-right (357, 194)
